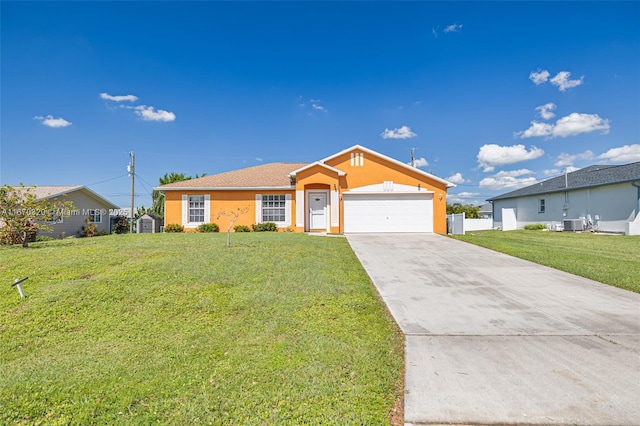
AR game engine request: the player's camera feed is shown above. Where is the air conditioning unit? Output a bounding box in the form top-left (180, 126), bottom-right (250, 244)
top-left (563, 219), bottom-right (584, 232)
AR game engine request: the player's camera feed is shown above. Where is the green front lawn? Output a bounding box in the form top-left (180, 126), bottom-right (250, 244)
top-left (0, 233), bottom-right (403, 425)
top-left (451, 230), bottom-right (639, 293)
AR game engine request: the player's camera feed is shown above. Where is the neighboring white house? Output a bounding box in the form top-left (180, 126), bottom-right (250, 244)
top-left (478, 203), bottom-right (493, 220)
top-left (489, 162), bottom-right (640, 234)
top-left (27, 186), bottom-right (119, 237)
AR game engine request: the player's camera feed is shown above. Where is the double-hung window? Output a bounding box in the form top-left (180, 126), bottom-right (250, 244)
top-left (538, 199), bottom-right (545, 213)
top-left (189, 195), bottom-right (205, 223)
top-left (262, 194), bottom-right (286, 223)
top-left (89, 209), bottom-right (102, 223)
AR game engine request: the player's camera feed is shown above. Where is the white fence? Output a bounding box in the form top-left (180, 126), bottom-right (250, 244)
top-left (447, 213), bottom-right (493, 235)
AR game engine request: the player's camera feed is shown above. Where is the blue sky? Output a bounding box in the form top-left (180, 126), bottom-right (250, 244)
top-left (2, 1), bottom-right (639, 209)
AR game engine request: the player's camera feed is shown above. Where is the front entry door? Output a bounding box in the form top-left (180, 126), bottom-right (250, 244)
top-left (309, 193), bottom-right (327, 230)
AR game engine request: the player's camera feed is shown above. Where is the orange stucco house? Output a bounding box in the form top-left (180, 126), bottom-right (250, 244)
top-left (156, 145), bottom-right (455, 234)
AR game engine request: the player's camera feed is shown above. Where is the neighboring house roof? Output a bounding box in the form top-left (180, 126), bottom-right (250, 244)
top-left (156, 145), bottom-right (456, 191)
top-left (157, 163), bottom-right (308, 190)
top-left (29, 185), bottom-right (83, 199)
top-left (12, 185), bottom-right (120, 209)
top-left (488, 162), bottom-right (640, 201)
top-left (478, 203), bottom-right (492, 213)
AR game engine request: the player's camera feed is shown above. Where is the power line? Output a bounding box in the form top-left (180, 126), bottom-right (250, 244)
top-left (85, 174), bottom-right (128, 187)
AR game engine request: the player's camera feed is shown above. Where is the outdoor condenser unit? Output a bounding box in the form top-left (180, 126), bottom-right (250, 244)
top-left (563, 219), bottom-right (584, 232)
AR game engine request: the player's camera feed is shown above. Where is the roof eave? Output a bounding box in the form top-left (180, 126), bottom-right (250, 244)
top-left (288, 161), bottom-right (346, 177)
top-left (489, 179), bottom-right (639, 201)
top-left (155, 185), bottom-right (295, 191)
top-left (38, 186), bottom-right (119, 209)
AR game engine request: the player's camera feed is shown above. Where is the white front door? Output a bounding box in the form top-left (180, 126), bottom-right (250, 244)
top-left (309, 193), bottom-right (327, 230)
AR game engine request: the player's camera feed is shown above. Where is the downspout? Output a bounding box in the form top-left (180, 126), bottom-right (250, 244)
top-left (490, 200), bottom-right (494, 228)
top-left (632, 181), bottom-right (640, 218)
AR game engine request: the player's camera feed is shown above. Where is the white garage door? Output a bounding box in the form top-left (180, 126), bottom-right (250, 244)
top-left (343, 193), bottom-right (433, 233)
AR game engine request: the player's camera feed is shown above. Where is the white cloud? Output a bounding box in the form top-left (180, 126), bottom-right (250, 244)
top-left (448, 192), bottom-right (483, 205)
top-left (555, 150), bottom-right (594, 167)
top-left (550, 71), bottom-right (584, 91)
top-left (445, 173), bottom-right (466, 184)
top-left (564, 166), bottom-right (580, 173)
top-left (553, 113), bottom-right (610, 137)
top-left (598, 144), bottom-right (640, 163)
top-left (33, 115), bottom-right (72, 128)
top-left (517, 113), bottom-right (610, 139)
top-left (444, 23), bottom-right (463, 33)
top-left (535, 102), bottom-right (556, 120)
top-left (477, 144), bottom-right (544, 172)
top-left (381, 125), bottom-right (417, 139)
top-left (409, 157), bottom-right (429, 168)
top-left (298, 97), bottom-right (327, 113)
top-left (415, 157), bottom-right (429, 167)
top-left (529, 70), bottom-right (583, 91)
top-left (456, 192), bottom-right (479, 198)
top-left (492, 169), bottom-right (534, 178)
top-left (544, 169), bottom-right (560, 176)
top-left (516, 121), bottom-right (554, 138)
top-left (529, 69), bottom-right (550, 85)
top-left (100, 92), bottom-right (138, 102)
top-left (133, 105), bottom-right (176, 122)
top-left (479, 175), bottom-right (538, 190)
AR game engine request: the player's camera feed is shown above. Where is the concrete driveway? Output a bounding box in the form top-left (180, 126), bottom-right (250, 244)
top-left (346, 233), bottom-right (640, 426)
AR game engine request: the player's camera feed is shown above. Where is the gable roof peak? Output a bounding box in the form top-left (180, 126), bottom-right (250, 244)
top-left (319, 144), bottom-right (455, 188)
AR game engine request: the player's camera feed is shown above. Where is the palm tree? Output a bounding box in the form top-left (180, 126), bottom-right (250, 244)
top-left (151, 172), bottom-right (206, 217)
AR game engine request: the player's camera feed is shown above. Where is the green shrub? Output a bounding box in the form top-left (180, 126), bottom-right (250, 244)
top-left (524, 224), bottom-right (547, 230)
top-left (80, 219), bottom-right (98, 238)
top-left (198, 223), bottom-right (219, 233)
top-left (234, 225), bottom-right (251, 232)
top-left (251, 222), bottom-right (278, 232)
top-left (112, 215), bottom-right (129, 234)
top-left (164, 223), bottom-right (184, 233)
top-left (35, 235), bottom-right (55, 242)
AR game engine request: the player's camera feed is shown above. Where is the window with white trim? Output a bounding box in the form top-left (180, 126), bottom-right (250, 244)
top-left (538, 199), bottom-right (545, 213)
top-left (189, 195), bottom-right (205, 223)
top-left (262, 194), bottom-right (286, 222)
top-left (88, 209), bottom-right (102, 223)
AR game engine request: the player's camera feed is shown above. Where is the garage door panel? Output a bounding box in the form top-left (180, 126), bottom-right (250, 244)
top-left (343, 193), bottom-right (433, 233)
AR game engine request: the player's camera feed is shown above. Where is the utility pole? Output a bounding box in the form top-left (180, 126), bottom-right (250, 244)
top-left (128, 152), bottom-right (135, 233)
top-left (410, 147), bottom-right (415, 167)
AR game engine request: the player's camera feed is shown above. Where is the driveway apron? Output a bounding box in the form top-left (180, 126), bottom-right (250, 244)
top-left (346, 233), bottom-right (640, 426)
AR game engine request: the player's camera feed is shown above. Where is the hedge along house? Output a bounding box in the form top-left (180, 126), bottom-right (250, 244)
top-left (488, 161), bottom-right (640, 234)
top-left (157, 145), bottom-right (455, 234)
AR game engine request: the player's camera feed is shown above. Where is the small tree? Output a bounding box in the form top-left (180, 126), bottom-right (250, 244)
top-left (112, 215), bottom-right (129, 234)
top-left (217, 206), bottom-right (250, 248)
top-left (0, 184), bottom-right (75, 248)
top-left (446, 202), bottom-right (482, 219)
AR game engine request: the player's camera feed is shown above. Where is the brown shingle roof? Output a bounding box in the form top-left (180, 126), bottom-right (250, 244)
top-left (158, 163), bottom-right (309, 189)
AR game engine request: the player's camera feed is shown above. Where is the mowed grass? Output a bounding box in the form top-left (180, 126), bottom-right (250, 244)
top-left (452, 230), bottom-right (640, 293)
top-left (0, 233), bottom-right (403, 425)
